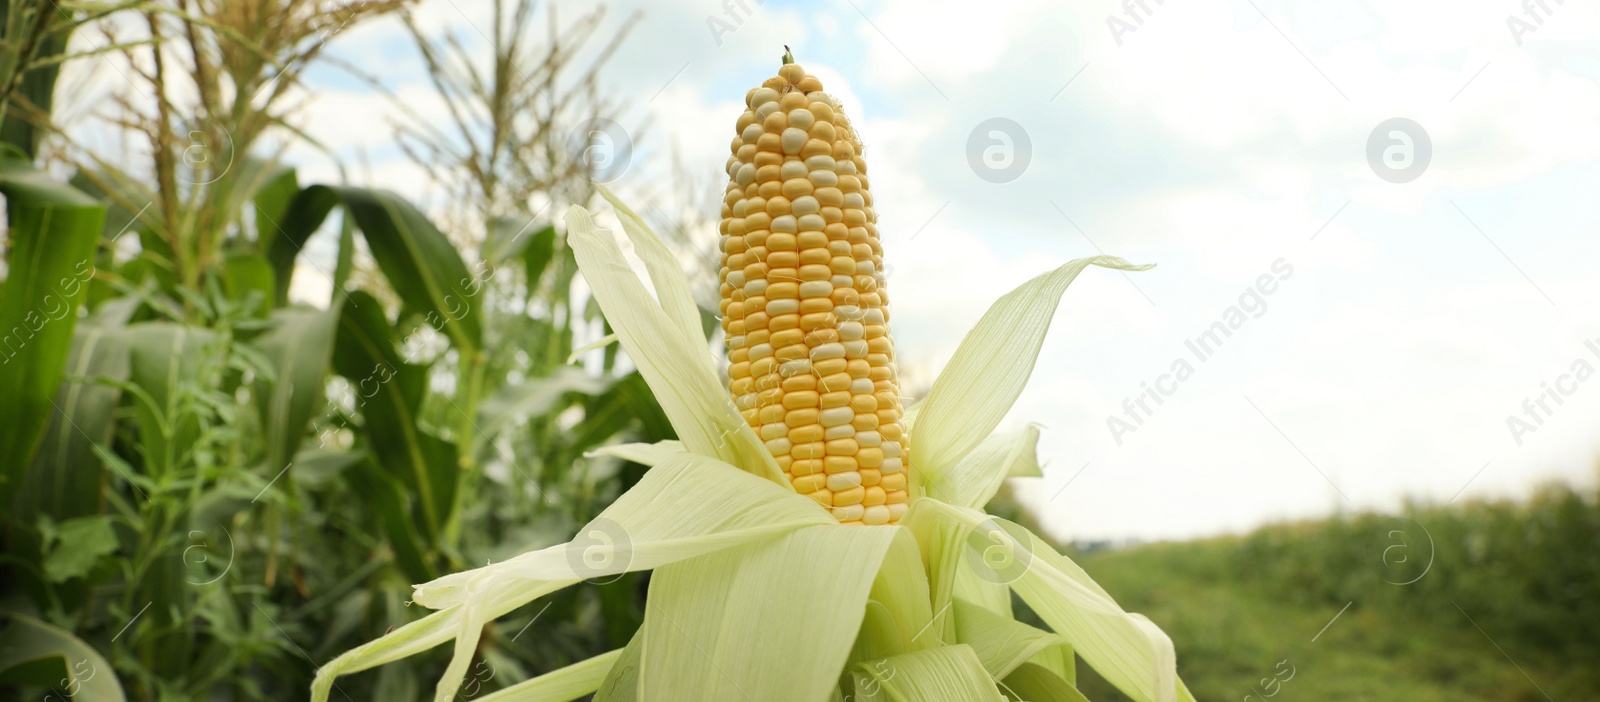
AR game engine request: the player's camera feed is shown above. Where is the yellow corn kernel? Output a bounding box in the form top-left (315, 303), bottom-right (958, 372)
top-left (722, 55), bottom-right (909, 523)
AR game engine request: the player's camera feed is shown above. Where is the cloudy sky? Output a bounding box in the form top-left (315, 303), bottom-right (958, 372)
top-left (280, 0), bottom-right (1600, 541)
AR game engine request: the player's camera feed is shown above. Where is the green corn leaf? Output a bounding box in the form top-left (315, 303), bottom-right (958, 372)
top-left (225, 157), bottom-right (289, 234)
top-left (565, 376), bottom-right (655, 460)
top-left (522, 225), bottom-right (558, 299)
top-left (334, 210), bottom-right (355, 295)
top-left (0, 612), bottom-right (126, 702)
top-left (122, 323), bottom-right (214, 480)
top-left (252, 165), bottom-right (301, 249)
top-left (340, 187), bottom-right (483, 354)
top-left (0, 148), bottom-right (105, 507)
top-left (222, 250), bottom-right (276, 317)
top-left (268, 185), bottom-right (483, 354)
top-left (332, 290), bottom-right (456, 547)
top-left (0, 26), bottom-right (71, 159)
top-left (605, 370), bottom-right (676, 442)
top-left (345, 457), bottom-right (435, 583)
top-left (914, 257), bottom-right (1150, 479)
top-left (476, 365), bottom-right (615, 456)
top-left (67, 171), bottom-right (151, 244)
top-left (251, 306), bottom-right (339, 481)
top-left (337, 187), bottom-right (486, 355)
top-left (484, 215), bottom-right (551, 267)
top-left (262, 180), bottom-right (336, 305)
top-left (13, 319), bottom-right (129, 523)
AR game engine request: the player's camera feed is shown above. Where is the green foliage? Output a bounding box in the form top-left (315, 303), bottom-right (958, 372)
top-left (0, 166), bottom-right (669, 699)
top-left (1067, 483), bottom-right (1600, 701)
top-left (0, 613), bottom-right (127, 701)
top-left (0, 146), bottom-right (105, 506)
top-left (1232, 483), bottom-right (1600, 660)
top-left (38, 515), bottom-right (119, 583)
top-left (0, 2), bottom-right (675, 700)
top-left (14, 312), bottom-right (132, 524)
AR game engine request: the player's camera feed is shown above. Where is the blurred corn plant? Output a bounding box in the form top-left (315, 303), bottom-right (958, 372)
top-left (318, 0), bottom-right (670, 685)
top-left (1, 0), bottom-right (149, 159)
top-left (1, 0), bottom-right (669, 699)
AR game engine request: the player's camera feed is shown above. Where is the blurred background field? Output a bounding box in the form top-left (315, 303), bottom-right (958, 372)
top-left (1, 0), bottom-right (1597, 700)
top-left (1060, 481), bottom-right (1600, 700)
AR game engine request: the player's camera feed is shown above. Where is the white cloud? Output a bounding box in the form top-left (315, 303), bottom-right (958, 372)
top-left (287, 0), bottom-right (1600, 541)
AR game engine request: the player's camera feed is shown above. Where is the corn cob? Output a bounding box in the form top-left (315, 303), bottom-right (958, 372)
top-left (719, 50), bottom-right (908, 525)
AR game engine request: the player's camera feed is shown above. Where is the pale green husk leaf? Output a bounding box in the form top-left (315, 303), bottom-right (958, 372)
top-left (906, 499), bottom-right (1181, 702)
top-left (852, 644), bottom-right (1003, 702)
top-left (311, 453), bottom-right (827, 701)
top-left (852, 526), bottom-right (937, 662)
top-left (920, 424), bottom-right (1041, 509)
top-left (952, 598), bottom-right (1067, 680)
top-left (590, 439), bottom-right (685, 466)
top-left (593, 626), bottom-right (644, 701)
top-left (636, 525), bottom-right (914, 700)
top-left (595, 185), bottom-right (705, 348)
top-left (914, 256), bottom-right (1151, 480)
top-left (1001, 662), bottom-right (1090, 702)
top-left (566, 332), bottom-right (619, 363)
top-left (1029, 642), bottom-right (1078, 685)
top-left (565, 204), bottom-right (778, 483)
top-left (952, 551), bottom-right (1013, 617)
top-left (475, 648), bottom-right (621, 702)
top-left (415, 452), bottom-right (828, 609)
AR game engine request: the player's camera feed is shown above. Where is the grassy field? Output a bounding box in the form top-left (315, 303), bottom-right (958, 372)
top-left (1065, 490), bottom-right (1600, 701)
